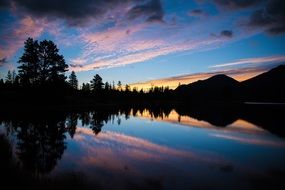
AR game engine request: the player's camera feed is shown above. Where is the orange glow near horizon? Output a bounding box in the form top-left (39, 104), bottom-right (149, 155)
top-left (129, 68), bottom-right (265, 90)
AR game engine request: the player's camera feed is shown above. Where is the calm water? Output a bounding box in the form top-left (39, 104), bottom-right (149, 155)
top-left (1, 106), bottom-right (285, 189)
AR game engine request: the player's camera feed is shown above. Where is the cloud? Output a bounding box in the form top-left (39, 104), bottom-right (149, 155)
top-left (188, 9), bottom-right (208, 17)
top-left (247, 0), bottom-right (285, 35)
top-left (0, 0), bottom-right (10, 8)
top-left (213, 0), bottom-right (262, 10)
top-left (0, 57), bottom-right (6, 67)
top-left (220, 30), bottom-right (233, 38)
top-left (1, 0), bottom-right (164, 26)
top-left (71, 25), bottom-right (223, 72)
top-left (211, 55), bottom-right (285, 68)
top-left (127, 0), bottom-right (164, 23)
top-left (211, 30), bottom-right (233, 38)
top-left (0, 16), bottom-right (45, 59)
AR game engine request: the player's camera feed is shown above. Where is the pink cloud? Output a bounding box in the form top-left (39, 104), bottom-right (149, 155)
top-left (71, 22), bottom-right (223, 72)
top-left (211, 55), bottom-right (285, 68)
top-left (0, 16), bottom-right (46, 59)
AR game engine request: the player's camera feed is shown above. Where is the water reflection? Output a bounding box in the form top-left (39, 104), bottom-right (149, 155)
top-left (0, 105), bottom-right (285, 189)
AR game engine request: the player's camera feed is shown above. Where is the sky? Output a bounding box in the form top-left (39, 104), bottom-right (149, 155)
top-left (0, 0), bottom-right (285, 89)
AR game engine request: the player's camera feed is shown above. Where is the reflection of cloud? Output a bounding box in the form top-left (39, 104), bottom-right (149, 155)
top-left (75, 128), bottom-right (195, 159)
top-left (188, 9), bottom-right (208, 17)
top-left (69, 127), bottom-right (225, 174)
top-left (211, 134), bottom-right (285, 147)
top-left (130, 66), bottom-right (269, 90)
top-left (211, 55), bottom-right (285, 68)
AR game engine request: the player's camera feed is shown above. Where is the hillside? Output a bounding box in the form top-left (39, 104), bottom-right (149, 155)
top-left (175, 65), bottom-right (285, 102)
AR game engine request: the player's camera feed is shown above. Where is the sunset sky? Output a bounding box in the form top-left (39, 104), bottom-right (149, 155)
top-left (0, 0), bottom-right (285, 89)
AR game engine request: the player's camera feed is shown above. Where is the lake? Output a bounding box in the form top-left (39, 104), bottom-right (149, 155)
top-left (0, 105), bottom-right (285, 190)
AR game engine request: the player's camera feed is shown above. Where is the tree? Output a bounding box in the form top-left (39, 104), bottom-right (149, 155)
top-left (82, 83), bottom-right (91, 92)
top-left (112, 81), bottom-right (115, 90)
top-left (38, 40), bottom-right (68, 84)
top-left (18, 38), bottom-right (68, 87)
top-left (18, 38), bottom-right (40, 86)
top-left (0, 79), bottom-right (4, 87)
top-left (90, 74), bottom-right (103, 92)
top-left (117, 81), bottom-right (122, 91)
top-left (68, 71), bottom-right (78, 90)
top-left (104, 82), bottom-right (110, 91)
top-left (12, 70), bottom-right (17, 83)
top-left (5, 70), bottom-right (12, 84)
top-left (125, 84), bottom-right (130, 92)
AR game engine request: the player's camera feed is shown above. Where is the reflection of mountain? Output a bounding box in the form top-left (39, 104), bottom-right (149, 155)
top-left (175, 65), bottom-right (285, 102)
top-left (134, 104), bottom-right (285, 137)
top-left (175, 105), bottom-right (238, 127)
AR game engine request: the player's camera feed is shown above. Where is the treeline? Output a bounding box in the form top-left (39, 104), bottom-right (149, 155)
top-left (0, 38), bottom-right (174, 105)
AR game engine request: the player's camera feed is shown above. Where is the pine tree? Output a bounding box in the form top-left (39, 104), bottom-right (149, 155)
top-left (18, 38), bottom-right (40, 86)
top-left (82, 83), bottom-right (91, 92)
top-left (38, 40), bottom-right (68, 84)
top-left (5, 70), bottom-right (12, 84)
top-left (12, 70), bottom-right (17, 83)
top-left (125, 84), bottom-right (130, 92)
top-left (18, 38), bottom-right (68, 87)
top-left (104, 82), bottom-right (110, 91)
top-left (90, 74), bottom-right (103, 92)
top-left (68, 71), bottom-right (78, 90)
top-left (117, 81), bottom-right (122, 91)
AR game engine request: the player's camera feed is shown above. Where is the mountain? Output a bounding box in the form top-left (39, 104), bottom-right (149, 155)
top-left (175, 65), bottom-right (285, 102)
top-left (241, 65), bottom-right (285, 101)
top-left (175, 74), bottom-right (240, 101)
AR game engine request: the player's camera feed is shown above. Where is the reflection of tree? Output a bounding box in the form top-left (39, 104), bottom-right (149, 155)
top-left (14, 116), bottom-right (67, 175)
top-left (79, 112), bottom-right (91, 127)
top-left (117, 117), bottom-right (121, 125)
top-left (90, 111), bottom-right (110, 135)
top-left (66, 113), bottom-right (78, 138)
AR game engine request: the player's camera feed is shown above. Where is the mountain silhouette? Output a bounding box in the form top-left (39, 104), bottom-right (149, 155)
top-left (241, 65), bottom-right (285, 101)
top-left (175, 65), bottom-right (285, 102)
top-left (175, 74), bottom-right (240, 101)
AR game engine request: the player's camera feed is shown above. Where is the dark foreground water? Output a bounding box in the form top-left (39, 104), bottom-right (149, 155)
top-left (0, 105), bottom-right (285, 190)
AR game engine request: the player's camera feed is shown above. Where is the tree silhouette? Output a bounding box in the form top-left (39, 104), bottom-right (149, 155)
top-left (104, 82), bottom-right (110, 91)
top-left (0, 79), bottom-right (4, 87)
top-left (18, 38), bottom-right (68, 87)
top-left (5, 70), bottom-right (12, 84)
top-left (82, 83), bottom-right (91, 92)
top-left (38, 40), bottom-right (68, 84)
top-left (117, 81), bottom-right (122, 91)
top-left (18, 38), bottom-right (40, 86)
top-left (125, 84), bottom-right (130, 92)
top-left (90, 74), bottom-right (103, 92)
top-left (12, 70), bottom-right (17, 83)
top-left (68, 71), bottom-right (78, 90)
